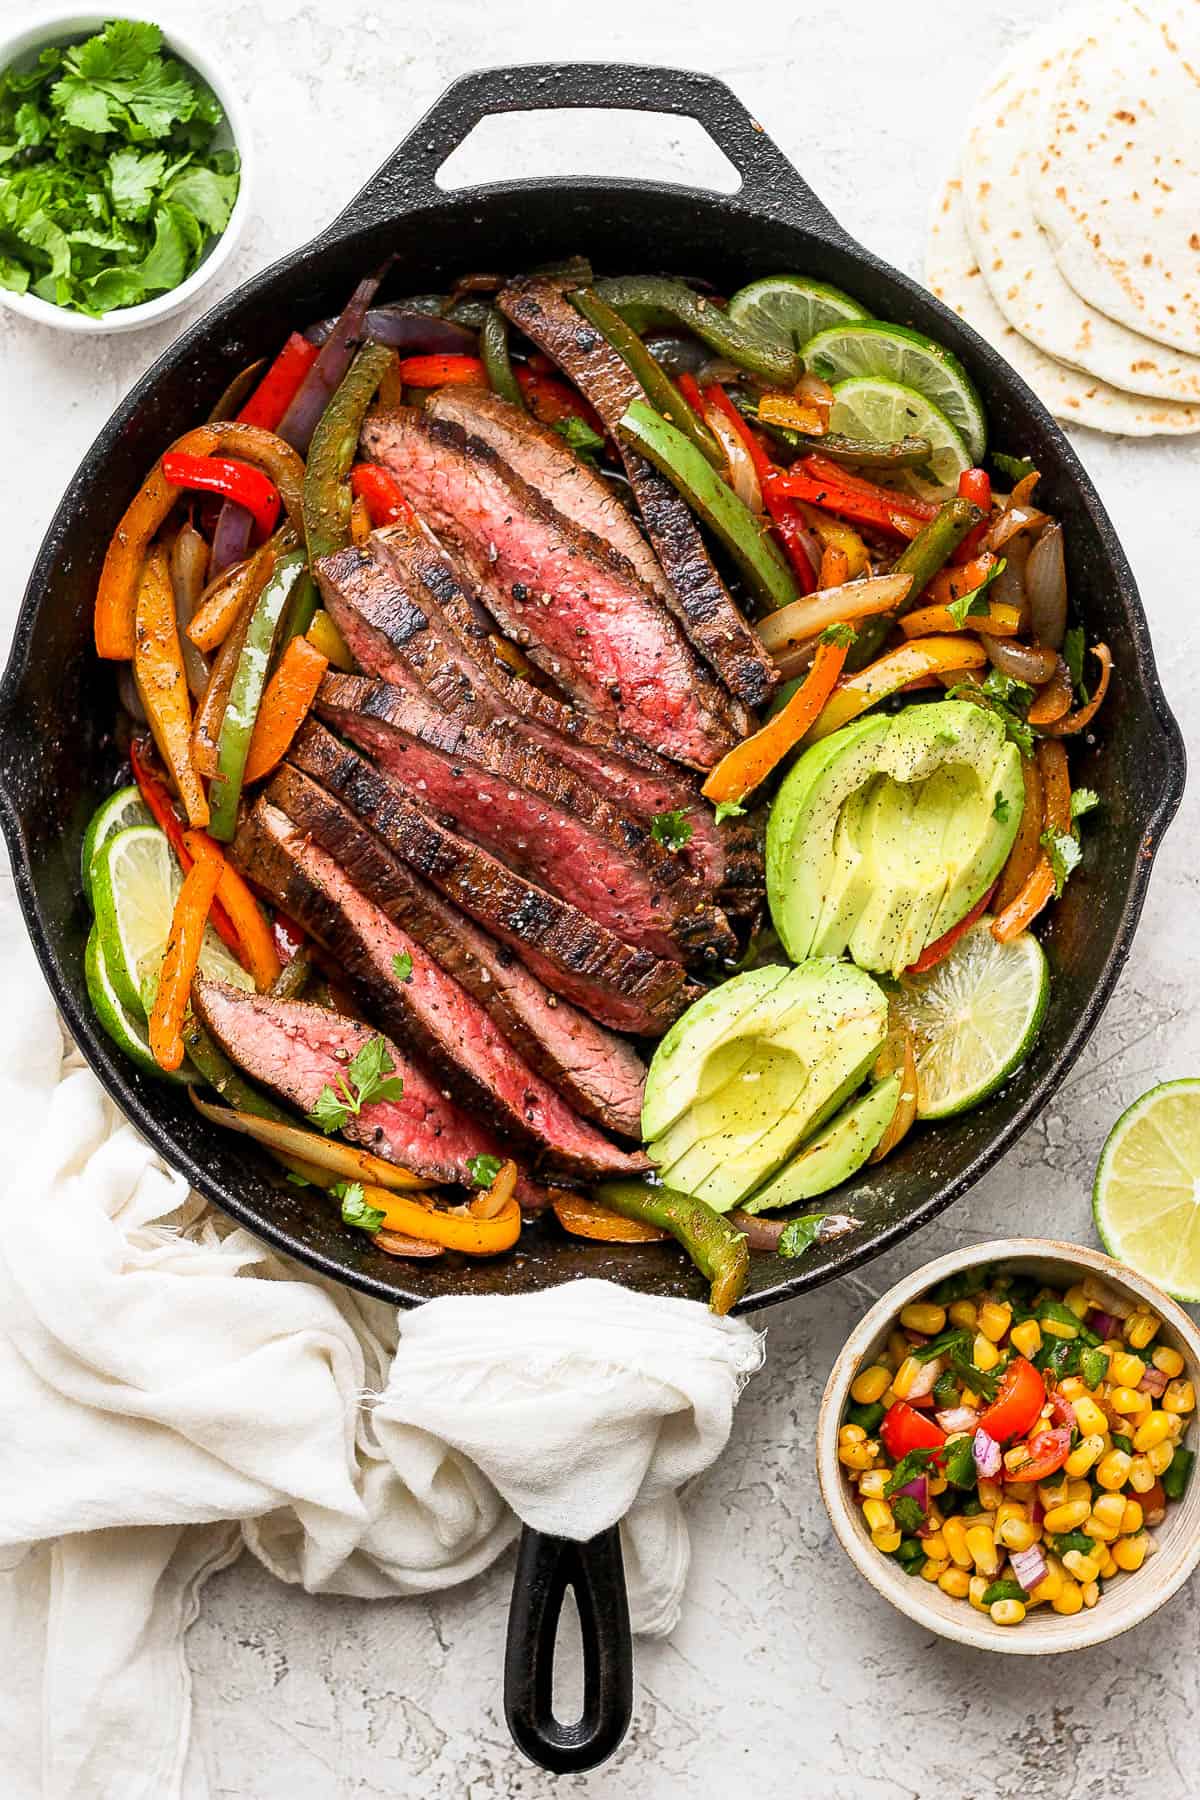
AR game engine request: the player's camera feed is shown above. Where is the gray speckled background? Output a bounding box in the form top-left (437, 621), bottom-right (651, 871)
top-left (3, 0), bottom-right (1197, 1791)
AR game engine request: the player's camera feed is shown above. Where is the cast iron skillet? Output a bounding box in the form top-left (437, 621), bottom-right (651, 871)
top-left (0, 64), bottom-right (1184, 1775)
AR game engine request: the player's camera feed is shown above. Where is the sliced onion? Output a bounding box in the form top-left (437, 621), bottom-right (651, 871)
top-left (117, 663), bottom-right (147, 723)
top-left (987, 504), bottom-right (1050, 553)
top-left (1041, 643), bottom-right (1112, 736)
top-left (189, 1089), bottom-right (434, 1190)
top-left (796, 369), bottom-right (835, 412)
top-left (1010, 1544), bottom-right (1048, 1593)
top-left (728, 1210), bottom-right (785, 1250)
top-left (1083, 1278), bottom-right (1133, 1321)
top-left (208, 501), bottom-right (253, 582)
top-left (306, 306), bottom-right (477, 355)
top-left (756, 573), bottom-right (913, 657)
top-left (704, 399), bottom-right (762, 511)
top-left (170, 523), bottom-right (211, 700)
top-left (982, 634), bottom-right (1059, 685)
top-left (936, 1406), bottom-right (979, 1433)
top-left (1027, 658), bottom-right (1073, 726)
top-left (973, 1428), bottom-right (1002, 1477)
top-left (1025, 523), bottom-right (1068, 649)
top-left (374, 1229), bottom-right (445, 1259)
top-left (279, 267), bottom-right (387, 453)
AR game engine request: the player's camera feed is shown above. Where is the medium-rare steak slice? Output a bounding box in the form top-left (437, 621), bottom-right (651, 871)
top-left (498, 278), bottom-right (780, 713)
top-left (360, 406), bottom-right (738, 770)
top-left (230, 799), bottom-right (645, 1180)
top-left (192, 977), bottom-right (523, 1192)
top-left (316, 672), bottom-right (735, 967)
top-left (264, 763), bottom-right (647, 1136)
top-left (289, 720), bottom-right (700, 1035)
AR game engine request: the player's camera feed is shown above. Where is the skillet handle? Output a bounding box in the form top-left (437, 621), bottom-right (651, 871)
top-left (331, 62), bottom-right (849, 242)
top-left (503, 1523), bottom-right (633, 1774)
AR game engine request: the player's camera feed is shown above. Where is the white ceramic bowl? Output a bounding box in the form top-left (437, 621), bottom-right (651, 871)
top-left (0, 11), bottom-right (252, 335)
top-left (817, 1238), bottom-right (1200, 1654)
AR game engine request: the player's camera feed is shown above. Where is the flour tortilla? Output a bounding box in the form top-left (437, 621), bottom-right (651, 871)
top-left (961, 9), bottom-right (1200, 400)
top-left (1031, 0), bottom-right (1200, 356)
top-left (927, 174), bottom-right (1200, 434)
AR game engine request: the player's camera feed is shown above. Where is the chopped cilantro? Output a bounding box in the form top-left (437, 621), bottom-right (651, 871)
top-left (306, 1036), bottom-right (404, 1135)
top-left (948, 665), bottom-right (1036, 757)
top-left (286, 1170), bottom-right (312, 1189)
top-left (467, 1153), bottom-right (504, 1189)
top-left (1062, 625), bottom-right (1086, 693)
top-left (884, 1446), bottom-right (941, 1497)
top-left (1041, 827), bottom-right (1082, 897)
top-left (819, 622), bottom-right (857, 647)
top-left (713, 799), bottom-right (747, 824)
top-left (334, 1181), bottom-right (387, 1234)
top-left (993, 792), bottom-right (1011, 823)
top-left (554, 415), bottom-right (605, 457)
top-left (891, 1493), bottom-right (925, 1533)
top-left (777, 1212), bottom-right (826, 1260)
top-left (1070, 787), bottom-right (1099, 821)
top-left (945, 557), bottom-right (1006, 629)
top-left (992, 452), bottom-right (1038, 484)
top-left (650, 809), bottom-right (694, 852)
top-left (391, 951), bottom-right (413, 982)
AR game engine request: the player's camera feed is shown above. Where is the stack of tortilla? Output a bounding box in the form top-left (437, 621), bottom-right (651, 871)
top-left (927, 1), bottom-right (1200, 435)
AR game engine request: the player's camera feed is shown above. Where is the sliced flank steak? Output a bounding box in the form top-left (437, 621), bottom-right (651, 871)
top-left (230, 798), bottom-right (645, 1180)
top-left (498, 277), bottom-right (779, 713)
top-left (289, 720), bottom-right (700, 1035)
top-left (360, 405), bottom-right (739, 770)
top-left (261, 762), bottom-right (647, 1138)
top-left (315, 672), bottom-right (735, 967)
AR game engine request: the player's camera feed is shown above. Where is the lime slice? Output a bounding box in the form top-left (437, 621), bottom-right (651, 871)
top-left (91, 824), bottom-right (252, 1018)
top-left (81, 786), bottom-right (152, 909)
top-left (726, 275), bottom-right (870, 353)
top-left (828, 376), bottom-right (971, 495)
top-left (802, 319), bottom-right (987, 463)
top-left (1094, 1082), bottom-right (1200, 1302)
top-left (890, 919), bottom-right (1048, 1119)
top-left (85, 923), bottom-right (188, 1082)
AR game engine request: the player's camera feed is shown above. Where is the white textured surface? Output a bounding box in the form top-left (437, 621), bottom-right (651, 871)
top-left (2, 0), bottom-right (1199, 1792)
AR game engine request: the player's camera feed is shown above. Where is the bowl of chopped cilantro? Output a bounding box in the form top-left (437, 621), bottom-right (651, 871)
top-left (0, 13), bottom-right (250, 331)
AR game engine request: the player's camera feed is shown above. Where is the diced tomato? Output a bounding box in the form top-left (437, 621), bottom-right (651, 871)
top-left (976, 1355), bottom-right (1045, 1444)
top-left (1004, 1425), bottom-right (1072, 1483)
top-left (880, 1400), bottom-right (946, 1460)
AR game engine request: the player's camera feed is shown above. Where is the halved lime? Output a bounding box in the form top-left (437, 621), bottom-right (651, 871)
top-left (85, 922), bottom-right (187, 1081)
top-left (829, 376), bottom-right (971, 495)
top-left (726, 275), bottom-right (870, 353)
top-left (802, 319), bottom-right (987, 462)
top-left (1094, 1082), bottom-right (1200, 1302)
top-left (91, 824), bottom-right (252, 1018)
top-left (81, 786), bottom-right (152, 909)
top-left (890, 919), bottom-right (1048, 1119)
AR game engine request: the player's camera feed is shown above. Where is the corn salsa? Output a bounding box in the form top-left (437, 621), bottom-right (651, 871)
top-left (839, 1266), bottom-right (1195, 1625)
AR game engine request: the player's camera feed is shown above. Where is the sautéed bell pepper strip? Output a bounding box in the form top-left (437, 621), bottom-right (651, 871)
top-left (593, 274), bottom-right (799, 386)
top-left (189, 1090), bottom-right (431, 1191)
top-left (975, 1355), bottom-right (1045, 1444)
top-left (924, 552), bottom-right (999, 608)
top-left (992, 739), bottom-right (1071, 943)
top-left (880, 1401), bottom-right (945, 1461)
top-left (952, 467), bottom-right (992, 564)
top-left (513, 365), bottom-right (605, 436)
top-left (849, 498), bottom-right (983, 666)
top-left (187, 538), bottom-right (279, 655)
top-left (236, 333), bottom-right (320, 431)
top-left (159, 453), bottom-right (282, 542)
top-left (359, 1187), bottom-right (522, 1255)
top-left (148, 835), bottom-right (224, 1073)
top-left (129, 739), bottom-right (241, 962)
top-left (350, 462), bottom-right (414, 528)
top-left (571, 286), bottom-right (721, 466)
top-left (703, 383), bottom-right (817, 592)
top-left (906, 882), bottom-right (997, 975)
top-left (208, 549), bottom-right (307, 842)
top-left (481, 307), bottom-right (526, 410)
top-left (551, 1191), bottom-right (670, 1243)
top-left (396, 354), bottom-right (487, 388)
top-left (303, 343), bottom-right (397, 562)
top-left (243, 635), bottom-right (330, 784)
top-left (132, 545), bottom-right (209, 829)
top-left (305, 608), bottom-right (355, 670)
top-left (594, 1180), bottom-right (749, 1315)
top-left (901, 599), bottom-right (1020, 639)
top-left (777, 457), bottom-right (939, 540)
top-left (702, 637), bottom-right (850, 807)
top-left (805, 637), bottom-right (989, 742)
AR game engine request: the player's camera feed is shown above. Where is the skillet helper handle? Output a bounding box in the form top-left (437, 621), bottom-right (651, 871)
top-left (504, 1522), bottom-right (633, 1774)
top-left (333, 61), bottom-right (850, 241)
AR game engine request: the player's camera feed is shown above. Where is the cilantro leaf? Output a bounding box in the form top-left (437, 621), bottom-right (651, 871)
top-left (819, 622), bottom-right (857, 647)
top-left (53, 22), bottom-right (196, 139)
top-left (346, 1036), bottom-right (405, 1107)
top-left (980, 668), bottom-right (1034, 710)
top-left (650, 810), bottom-right (694, 852)
top-left (891, 1493), bottom-right (926, 1533)
top-left (778, 1213), bottom-right (827, 1260)
top-left (286, 1170), bottom-right (313, 1189)
top-left (884, 1446), bottom-right (941, 1497)
top-left (468, 1154), bottom-right (505, 1189)
top-left (945, 557), bottom-right (1006, 629)
top-left (108, 147), bottom-right (165, 220)
top-left (992, 452), bottom-right (1038, 484)
top-left (307, 1084), bottom-right (350, 1135)
top-left (993, 792), bottom-right (1010, 823)
top-left (1041, 827), bottom-right (1082, 897)
top-left (334, 1182), bottom-right (387, 1234)
top-left (1063, 626), bottom-right (1087, 696)
top-left (714, 799), bottom-right (747, 824)
top-left (162, 162), bottom-right (238, 234)
top-left (83, 202), bottom-right (190, 310)
top-left (1070, 787), bottom-right (1099, 821)
top-left (949, 666), bottom-right (1036, 757)
top-left (391, 951), bottom-right (413, 983)
top-left (554, 415), bottom-right (605, 457)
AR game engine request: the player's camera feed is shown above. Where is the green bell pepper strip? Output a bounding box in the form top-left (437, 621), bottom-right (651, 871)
top-left (571, 287), bottom-right (724, 469)
top-left (481, 308), bottom-right (525, 409)
top-left (181, 1017), bottom-right (292, 1121)
top-left (269, 944), bottom-right (312, 1002)
top-left (594, 1179), bottom-right (749, 1315)
top-left (207, 548), bottom-right (307, 841)
top-left (848, 497), bottom-right (982, 666)
top-left (594, 275), bottom-right (799, 386)
top-left (303, 342), bottom-right (397, 562)
top-left (1163, 1447), bottom-right (1195, 1501)
top-left (619, 401), bottom-right (798, 612)
top-left (981, 1577), bottom-right (1028, 1607)
top-left (729, 392), bottom-right (933, 470)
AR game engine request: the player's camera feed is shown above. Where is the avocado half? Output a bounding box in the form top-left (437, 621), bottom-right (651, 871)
top-left (765, 700), bottom-right (1023, 978)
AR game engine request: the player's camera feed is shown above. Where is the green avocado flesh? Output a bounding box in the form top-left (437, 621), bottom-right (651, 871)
top-left (643, 959), bottom-right (888, 1212)
top-left (738, 1073), bottom-right (901, 1215)
top-left (765, 700), bottom-right (1023, 978)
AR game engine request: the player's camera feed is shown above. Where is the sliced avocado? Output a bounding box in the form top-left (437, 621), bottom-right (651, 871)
top-left (647, 958), bottom-right (888, 1212)
top-left (640, 963), bottom-right (791, 1142)
top-left (738, 1074), bottom-right (901, 1215)
top-left (767, 701), bottom-right (1023, 979)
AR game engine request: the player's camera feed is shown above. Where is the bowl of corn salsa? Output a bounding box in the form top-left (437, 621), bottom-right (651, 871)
top-left (816, 1240), bottom-right (1200, 1653)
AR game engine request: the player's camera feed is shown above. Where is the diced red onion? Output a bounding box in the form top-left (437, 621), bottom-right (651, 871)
top-left (905, 1357), bottom-right (944, 1400)
top-left (897, 1475), bottom-right (928, 1514)
top-left (903, 1329), bottom-right (930, 1347)
top-left (279, 268), bottom-right (387, 453)
top-left (1087, 1309), bottom-right (1123, 1341)
top-left (208, 500), bottom-right (253, 582)
top-left (1139, 1366), bottom-right (1169, 1396)
top-left (936, 1406), bottom-right (978, 1433)
top-left (1010, 1544), bottom-right (1048, 1592)
top-left (973, 1428), bottom-right (1002, 1478)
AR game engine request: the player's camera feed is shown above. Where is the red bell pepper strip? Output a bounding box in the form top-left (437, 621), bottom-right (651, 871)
top-left (777, 457), bottom-right (939, 540)
top-left (160, 453), bottom-right (282, 542)
top-left (272, 912), bottom-right (307, 966)
top-left (975, 1355), bottom-right (1046, 1445)
top-left (514, 365), bottom-right (605, 436)
top-left (952, 467), bottom-right (991, 564)
top-left (397, 354), bottom-right (487, 388)
top-left (906, 882), bottom-right (998, 974)
top-left (129, 738), bottom-right (243, 960)
top-left (349, 462), bottom-right (415, 528)
top-left (236, 333), bottom-right (320, 432)
top-left (702, 383), bottom-right (817, 592)
top-left (880, 1400), bottom-right (946, 1461)
top-left (675, 371), bottom-right (707, 419)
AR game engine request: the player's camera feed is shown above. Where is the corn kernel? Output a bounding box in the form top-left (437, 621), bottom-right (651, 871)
top-left (968, 1575), bottom-right (989, 1612)
top-left (1132, 1411), bottom-right (1172, 1453)
top-left (1148, 1441), bottom-right (1176, 1477)
top-left (890, 1356), bottom-right (923, 1401)
top-left (1120, 1499), bottom-right (1144, 1534)
top-left (1152, 1346), bottom-right (1185, 1379)
top-left (1082, 1581), bottom-right (1100, 1608)
top-left (978, 1477), bottom-right (1003, 1512)
top-left (1163, 1379), bottom-right (1196, 1414)
top-left (1065, 1435), bottom-right (1106, 1478)
top-left (922, 1531), bottom-right (948, 1561)
top-left (1073, 1396), bottom-right (1108, 1436)
top-left (977, 1300), bottom-right (1012, 1343)
top-left (881, 1388), bottom-right (899, 1409)
top-left (1092, 1492), bottom-right (1127, 1531)
top-left (1166, 1413), bottom-right (1186, 1439)
top-left (941, 1519), bottom-right (973, 1570)
top-left (1128, 1454), bottom-right (1156, 1493)
top-left (1099, 1550), bottom-right (1119, 1579)
top-left (885, 1330), bottom-right (910, 1369)
top-left (1039, 1475), bottom-right (1071, 1511)
top-left (1112, 1534), bottom-right (1148, 1572)
top-left (921, 1557), bottom-right (949, 1582)
top-left (858, 1469), bottom-right (889, 1499)
top-left (850, 1364), bottom-right (891, 1407)
top-left (928, 1475), bottom-right (949, 1497)
top-left (1059, 1376), bottom-right (1088, 1403)
top-left (1043, 1316), bottom-right (1078, 1340)
top-left (990, 1598), bottom-right (1026, 1625)
top-left (1063, 1285), bottom-right (1090, 1319)
top-left (999, 1519), bottom-right (1041, 1552)
top-left (839, 1422), bottom-right (866, 1445)
top-left (1068, 1479), bottom-right (1092, 1505)
top-left (1010, 1318), bottom-right (1043, 1358)
top-left (838, 1441), bottom-right (878, 1471)
top-left (1053, 1580), bottom-right (1084, 1615)
top-left (863, 1499), bottom-right (894, 1535)
top-left (900, 1301), bottom-right (947, 1336)
top-left (965, 1524), bottom-right (999, 1575)
top-left (937, 1567), bottom-right (971, 1599)
top-left (994, 1501), bottom-right (1028, 1529)
top-left (948, 1299), bottom-right (979, 1331)
top-left (1110, 1385), bottom-right (1150, 1416)
top-left (1043, 1498), bottom-right (1091, 1533)
top-left (871, 1527), bottom-right (902, 1554)
top-left (1004, 1445), bottom-right (1032, 1474)
top-left (1084, 1517), bottom-right (1119, 1543)
top-left (973, 1333), bottom-right (1001, 1372)
top-left (1125, 1311), bottom-right (1161, 1350)
top-left (1096, 1449), bottom-right (1133, 1490)
top-left (1062, 1548), bottom-right (1101, 1582)
top-left (1030, 1563), bottom-right (1064, 1605)
top-left (1110, 1351), bottom-right (1148, 1388)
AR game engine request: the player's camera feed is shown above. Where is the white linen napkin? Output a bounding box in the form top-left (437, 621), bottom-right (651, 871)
top-left (0, 874), bottom-right (763, 1800)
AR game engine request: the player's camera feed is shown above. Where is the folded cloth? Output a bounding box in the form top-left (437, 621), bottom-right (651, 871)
top-left (0, 876), bottom-right (763, 1800)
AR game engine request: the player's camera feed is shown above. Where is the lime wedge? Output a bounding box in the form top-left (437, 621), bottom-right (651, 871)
top-left (802, 319), bottom-right (987, 463)
top-left (1094, 1082), bottom-right (1200, 1301)
top-left (81, 785), bottom-right (152, 909)
top-left (726, 275), bottom-right (870, 353)
top-left (828, 376), bottom-right (970, 496)
top-left (890, 919), bottom-right (1048, 1119)
top-left (85, 923), bottom-right (188, 1082)
top-left (91, 824), bottom-right (252, 1018)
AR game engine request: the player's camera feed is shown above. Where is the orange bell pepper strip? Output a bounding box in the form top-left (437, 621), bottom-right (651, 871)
top-left (757, 392), bottom-right (826, 435)
top-left (187, 539), bottom-right (277, 654)
top-left (133, 544), bottom-right (209, 828)
top-left (191, 595), bottom-right (254, 779)
top-left (243, 637), bottom-right (329, 785)
top-left (208, 853), bottom-right (282, 990)
top-left (702, 636), bottom-right (851, 806)
top-left (993, 741), bottom-right (1071, 942)
top-left (397, 354), bottom-right (488, 388)
top-left (805, 636), bottom-right (989, 742)
top-left (994, 752), bottom-right (1045, 916)
top-left (901, 599), bottom-right (1021, 639)
top-left (923, 552), bottom-right (999, 608)
top-left (818, 544), bottom-right (850, 589)
top-left (552, 1191), bottom-right (670, 1243)
top-left (1040, 643), bottom-right (1112, 737)
top-left (149, 835), bottom-right (224, 1072)
top-left (361, 1186), bottom-right (522, 1255)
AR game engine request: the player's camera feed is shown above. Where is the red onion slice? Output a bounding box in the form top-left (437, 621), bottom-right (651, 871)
top-left (279, 268), bottom-right (387, 453)
top-left (1010, 1544), bottom-right (1048, 1592)
top-left (208, 500), bottom-right (253, 582)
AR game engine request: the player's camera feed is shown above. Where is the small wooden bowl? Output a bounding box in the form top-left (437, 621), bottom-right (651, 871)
top-left (817, 1238), bottom-right (1200, 1653)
